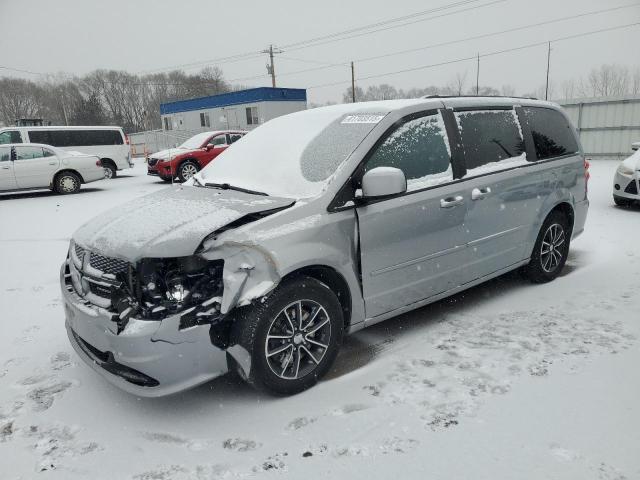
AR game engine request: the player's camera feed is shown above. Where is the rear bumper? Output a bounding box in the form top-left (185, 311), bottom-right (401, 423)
top-left (82, 168), bottom-right (107, 184)
top-left (572, 199), bottom-right (589, 239)
top-left (61, 263), bottom-right (229, 397)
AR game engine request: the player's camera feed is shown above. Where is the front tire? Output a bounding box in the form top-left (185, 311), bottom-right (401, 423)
top-left (230, 276), bottom-right (344, 396)
top-left (177, 160), bottom-right (199, 182)
top-left (523, 211), bottom-right (570, 283)
top-left (54, 172), bottom-right (81, 194)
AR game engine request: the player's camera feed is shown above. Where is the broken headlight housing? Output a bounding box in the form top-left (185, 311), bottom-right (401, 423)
top-left (135, 256), bottom-right (224, 320)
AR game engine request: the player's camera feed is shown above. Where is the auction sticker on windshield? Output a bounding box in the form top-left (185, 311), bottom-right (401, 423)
top-left (341, 114), bottom-right (386, 124)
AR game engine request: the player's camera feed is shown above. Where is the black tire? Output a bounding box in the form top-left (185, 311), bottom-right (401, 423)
top-left (523, 210), bottom-right (571, 283)
top-left (229, 276), bottom-right (344, 396)
top-left (103, 161), bottom-right (117, 179)
top-left (177, 160), bottom-right (199, 182)
top-left (161, 176), bottom-right (173, 183)
top-left (54, 171), bottom-right (81, 194)
top-left (613, 195), bottom-right (632, 207)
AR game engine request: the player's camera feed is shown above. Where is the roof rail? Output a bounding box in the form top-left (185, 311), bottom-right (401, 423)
top-left (422, 94), bottom-right (539, 100)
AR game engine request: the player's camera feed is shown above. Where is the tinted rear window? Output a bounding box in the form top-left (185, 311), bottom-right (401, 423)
top-left (28, 129), bottom-right (123, 147)
top-left (521, 107), bottom-right (579, 160)
top-left (455, 109), bottom-right (526, 171)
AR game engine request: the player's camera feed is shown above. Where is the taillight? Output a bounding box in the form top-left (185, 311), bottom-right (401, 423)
top-left (584, 158), bottom-right (590, 198)
top-left (124, 134), bottom-right (130, 145)
top-left (584, 158), bottom-right (590, 181)
top-left (96, 159), bottom-right (102, 167)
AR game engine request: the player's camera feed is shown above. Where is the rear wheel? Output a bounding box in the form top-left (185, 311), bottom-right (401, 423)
top-left (102, 160), bottom-right (117, 179)
top-left (177, 160), bottom-right (199, 182)
top-left (54, 171), bottom-right (81, 194)
top-left (229, 276), bottom-right (344, 396)
top-left (523, 211), bottom-right (570, 283)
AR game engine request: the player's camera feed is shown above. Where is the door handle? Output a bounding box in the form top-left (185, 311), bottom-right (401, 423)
top-left (48, 162), bottom-right (57, 165)
top-left (440, 195), bottom-right (464, 208)
top-left (471, 187), bottom-right (492, 201)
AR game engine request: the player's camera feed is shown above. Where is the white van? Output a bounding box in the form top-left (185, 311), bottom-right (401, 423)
top-left (0, 126), bottom-right (133, 178)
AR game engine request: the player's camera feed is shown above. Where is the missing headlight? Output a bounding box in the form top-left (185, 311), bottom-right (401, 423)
top-left (137, 256), bottom-right (224, 320)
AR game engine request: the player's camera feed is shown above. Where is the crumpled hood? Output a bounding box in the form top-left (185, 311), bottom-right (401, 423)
top-left (73, 186), bottom-right (294, 261)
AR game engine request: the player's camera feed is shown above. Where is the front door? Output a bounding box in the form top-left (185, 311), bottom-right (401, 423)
top-left (0, 146), bottom-right (17, 190)
top-left (13, 146), bottom-right (60, 189)
top-left (357, 110), bottom-right (468, 318)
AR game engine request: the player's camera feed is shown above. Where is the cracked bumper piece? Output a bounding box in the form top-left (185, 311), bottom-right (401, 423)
top-left (61, 266), bottom-right (229, 397)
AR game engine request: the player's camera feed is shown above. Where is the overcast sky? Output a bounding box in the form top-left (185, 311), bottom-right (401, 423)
top-left (1, 0), bottom-right (638, 104)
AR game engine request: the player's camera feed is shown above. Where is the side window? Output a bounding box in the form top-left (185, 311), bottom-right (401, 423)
top-left (246, 107), bottom-right (259, 125)
top-left (0, 146), bottom-right (11, 161)
top-left (200, 113), bottom-right (211, 128)
top-left (43, 148), bottom-right (55, 157)
top-left (15, 146), bottom-right (45, 160)
top-left (228, 133), bottom-right (242, 144)
top-left (209, 135), bottom-right (227, 146)
top-left (455, 109), bottom-right (526, 176)
top-left (28, 130), bottom-right (51, 144)
top-left (522, 107), bottom-right (579, 160)
top-left (0, 130), bottom-right (22, 144)
top-left (364, 112), bottom-right (452, 191)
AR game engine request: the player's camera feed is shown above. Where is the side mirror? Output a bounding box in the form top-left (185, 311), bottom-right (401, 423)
top-left (632, 142), bottom-right (639, 152)
top-left (361, 167), bottom-right (407, 199)
top-left (205, 145), bottom-right (213, 151)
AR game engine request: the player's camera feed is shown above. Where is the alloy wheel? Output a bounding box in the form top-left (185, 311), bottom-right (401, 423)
top-left (181, 163), bottom-right (198, 180)
top-left (60, 175), bottom-right (78, 193)
top-left (540, 223), bottom-right (565, 273)
top-left (264, 300), bottom-right (332, 380)
top-left (103, 167), bottom-right (113, 179)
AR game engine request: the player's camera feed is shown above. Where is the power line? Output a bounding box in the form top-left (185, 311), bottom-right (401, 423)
top-left (137, 0), bottom-right (499, 74)
top-left (231, 3), bottom-right (640, 84)
top-left (307, 21), bottom-right (640, 89)
top-left (284, 0), bottom-right (506, 52)
top-left (280, 0), bottom-right (484, 49)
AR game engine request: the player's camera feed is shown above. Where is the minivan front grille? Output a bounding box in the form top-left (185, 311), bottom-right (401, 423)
top-left (624, 179), bottom-right (638, 195)
top-left (89, 253), bottom-right (130, 275)
top-left (148, 158), bottom-right (158, 166)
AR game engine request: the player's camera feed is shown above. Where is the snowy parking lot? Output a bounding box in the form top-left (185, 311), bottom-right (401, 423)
top-left (0, 159), bottom-right (639, 479)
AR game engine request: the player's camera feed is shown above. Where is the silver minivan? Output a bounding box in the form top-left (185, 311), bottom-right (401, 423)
top-left (60, 97), bottom-right (589, 396)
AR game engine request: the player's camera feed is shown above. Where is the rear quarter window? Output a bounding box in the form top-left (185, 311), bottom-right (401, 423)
top-left (522, 107), bottom-right (579, 160)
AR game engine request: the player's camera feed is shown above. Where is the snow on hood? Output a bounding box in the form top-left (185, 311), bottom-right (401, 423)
top-left (621, 149), bottom-right (640, 171)
top-left (73, 186), bottom-right (294, 262)
top-left (149, 147), bottom-right (191, 160)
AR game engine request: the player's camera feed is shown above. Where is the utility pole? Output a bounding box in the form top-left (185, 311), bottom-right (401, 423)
top-left (545, 41), bottom-right (552, 101)
top-left (351, 61), bottom-right (356, 103)
top-left (476, 52), bottom-right (480, 95)
top-left (262, 44), bottom-right (283, 87)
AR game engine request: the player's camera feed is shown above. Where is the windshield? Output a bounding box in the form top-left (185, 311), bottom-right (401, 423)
top-left (179, 132), bottom-right (213, 149)
top-left (196, 106), bottom-right (390, 198)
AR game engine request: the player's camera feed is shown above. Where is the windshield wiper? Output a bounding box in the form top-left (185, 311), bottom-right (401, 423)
top-left (204, 182), bottom-right (268, 196)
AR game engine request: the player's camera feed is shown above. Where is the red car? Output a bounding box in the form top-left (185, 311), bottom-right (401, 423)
top-left (148, 130), bottom-right (246, 182)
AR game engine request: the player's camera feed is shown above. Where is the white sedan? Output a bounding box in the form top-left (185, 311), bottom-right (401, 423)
top-left (0, 143), bottom-right (105, 194)
top-left (613, 143), bottom-right (640, 207)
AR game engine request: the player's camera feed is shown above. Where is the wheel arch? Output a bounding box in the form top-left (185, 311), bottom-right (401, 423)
top-left (281, 265), bottom-right (352, 330)
top-left (54, 168), bottom-right (85, 185)
top-left (100, 157), bottom-right (117, 170)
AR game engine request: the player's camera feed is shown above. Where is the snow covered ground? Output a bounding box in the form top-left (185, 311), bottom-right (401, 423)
top-left (0, 159), bottom-right (639, 479)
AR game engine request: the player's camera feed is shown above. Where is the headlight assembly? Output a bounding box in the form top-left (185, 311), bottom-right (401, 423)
top-left (617, 164), bottom-right (634, 176)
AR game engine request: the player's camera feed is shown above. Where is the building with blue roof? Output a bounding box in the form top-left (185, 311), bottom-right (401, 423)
top-left (160, 87), bottom-right (307, 133)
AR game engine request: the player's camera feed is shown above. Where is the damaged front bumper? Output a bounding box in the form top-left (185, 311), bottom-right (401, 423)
top-left (61, 263), bottom-right (230, 397)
